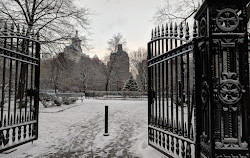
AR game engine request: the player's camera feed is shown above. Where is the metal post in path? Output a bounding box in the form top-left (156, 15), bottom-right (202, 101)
top-left (103, 105), bottom-right (109, 136)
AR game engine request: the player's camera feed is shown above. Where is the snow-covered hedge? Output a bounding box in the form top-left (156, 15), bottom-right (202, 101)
top-left (40, 93), bottom-right (77, 108)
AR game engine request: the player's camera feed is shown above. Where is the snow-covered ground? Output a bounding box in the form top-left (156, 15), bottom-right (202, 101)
top-left (0, 99), bottom-right (166, 158)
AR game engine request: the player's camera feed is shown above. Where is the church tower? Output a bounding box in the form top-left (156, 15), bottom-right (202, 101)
top-left (71, 31), bottom-right (82, 52)
top-left (62, 30), bottom-right (84, 62)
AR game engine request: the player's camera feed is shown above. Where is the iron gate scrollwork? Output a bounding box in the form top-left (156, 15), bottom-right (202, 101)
top-left (148, 0), bottom-right (250, 157)
top-left (0, 22), bottom-right (40, 152)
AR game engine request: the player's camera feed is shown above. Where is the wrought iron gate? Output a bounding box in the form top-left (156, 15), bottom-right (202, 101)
top-left (148, 0), bottom-right (250, 157)
top-left (0, 22), bottom-right (40, 152)
top-left (148, 20), bottom-right (197, 158)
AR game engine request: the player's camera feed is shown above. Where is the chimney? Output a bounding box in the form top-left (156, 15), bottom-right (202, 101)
top-left (117, 44), bottom-right (123, 52)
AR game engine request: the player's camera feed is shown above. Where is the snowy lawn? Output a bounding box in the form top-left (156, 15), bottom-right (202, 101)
top-left (0, 99), bottom-right (166, 158)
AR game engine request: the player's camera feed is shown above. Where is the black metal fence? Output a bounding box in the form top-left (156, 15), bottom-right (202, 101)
top-left (148, 0), bottom-right (250, 157)
top-left (0, 22), bottom-right (40, 152)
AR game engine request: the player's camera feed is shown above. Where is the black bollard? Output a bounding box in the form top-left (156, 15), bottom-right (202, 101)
top-left (103, 105), bottom-right (109, 136)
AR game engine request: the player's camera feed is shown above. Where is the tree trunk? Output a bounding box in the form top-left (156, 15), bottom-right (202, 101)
top-left (105, 80), bottom-right (109, 91)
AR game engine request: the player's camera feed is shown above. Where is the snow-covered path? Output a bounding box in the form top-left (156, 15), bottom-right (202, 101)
top-left (0, 99), bottom-right (165, 158)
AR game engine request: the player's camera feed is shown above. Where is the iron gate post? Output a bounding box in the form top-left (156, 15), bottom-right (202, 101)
top-left (193, 38), bottom-right (202, 158)
top-left (34, 37), bottom-right (40, 140)
top-left (194, 0), bottom-right (250, 157)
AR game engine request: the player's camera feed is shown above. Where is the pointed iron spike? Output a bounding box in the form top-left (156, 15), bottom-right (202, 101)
top-left (179, 23), bottom-right (184, 38)
top-left (180, 22), bottom-right (183, 31)
top-left (11, 23), bottom-right (14, 32)
top-left (193, 21), bottom-right (198, 37)
top-left (4, 114), bottom-right (7, 126)
top-left (154, 27), bottom-right (157, 37)
top-left (161, 24), bottom-right (164, 37)
top-left (151, 29), bottom-right (153, 40)
top-left (4, 21), bottom-right (7, 30)
top-left (186, 22), bottom-right (189, 32)
top-left (174, 22), bottom-right (178, 37)
top-left (36, 31), bottom-right (40, 40)
top-left (185, 22), bottom-right (190, 40)
top-left (158, 25), bottom-right (161, 37)
top-left (10, 114), bottom-right (13, 125)
top-left (165, 23), bottom-right (168, 36)
top-left (3, 21), bottom-right (8, 35)
top-left (22, 25), bottom-right (25, 35)
top-left (16, 24), bottom-right (20, 36)
top-left (170, 22), bottom-right (173, 36)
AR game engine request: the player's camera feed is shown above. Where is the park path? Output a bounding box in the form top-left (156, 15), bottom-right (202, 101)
top-left (0, 99), bottom-right (165, 158)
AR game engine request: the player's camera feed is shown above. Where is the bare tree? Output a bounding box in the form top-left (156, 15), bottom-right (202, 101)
top-left (103, 54), bottom-right (116, 91)
top-left (107, 33), bottom-right (126, 53)
top-left (130, 48), bottom-right (148, 91)
top-left (153, 0), bottom-right (199, 24)
top-left (0, 0), bottom-right (91, 54)
top-left (0, 0), bottom-right (91, 102)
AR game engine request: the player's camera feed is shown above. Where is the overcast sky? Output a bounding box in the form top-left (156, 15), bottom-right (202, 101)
top-left (75, 0), bottom-right (165, 59)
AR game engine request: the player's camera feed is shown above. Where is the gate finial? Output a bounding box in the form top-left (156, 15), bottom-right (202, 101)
top-left (162, 24), bottom-right (165, 37)
top-left (36, 31), bottom-right (40, 40)
top-left (165, 23), bottom-right (169, 37)
top-left (10, 23), bottom-right (14, 35)
top-left (17, 24), bottom-right (20, 36)
top-left (4, 21), bottom-right (8, 35)
top-left (179, 23), bottom-right (183, 38)
top-left (22, 25), bottom-right (25, 36)
top-left (154, 27), bottom-right (157, 39)
top-left (170, 22), bottom-right (173, 36)
top-left (174, 22), bottom-right (178, 37)
top-left (193, 21), bottom-right (197, 37)
top-left (151, 29), bottom-right (153, 40)
top-left (185, 22), bottom-right (190, 40)
top-left (158, 25), bottom-right (160, 37)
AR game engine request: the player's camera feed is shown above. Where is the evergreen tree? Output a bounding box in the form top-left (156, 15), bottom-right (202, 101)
top-left (123, 77), bottom-right (139, 91)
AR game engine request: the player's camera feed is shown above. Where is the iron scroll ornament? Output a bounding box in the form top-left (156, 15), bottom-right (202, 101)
top-left (201, 81), bottom-right (209, 104)
top-left (218, 72), bottom-right (243, 105)
top-left (199, 17), bottom-right (206, 37)
top-left (216, 8), bottom-right (239, 32)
